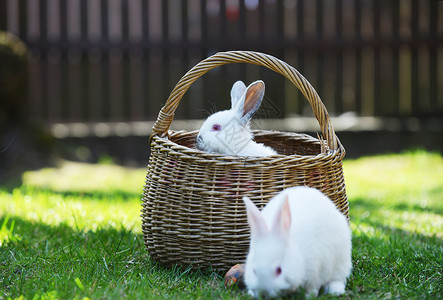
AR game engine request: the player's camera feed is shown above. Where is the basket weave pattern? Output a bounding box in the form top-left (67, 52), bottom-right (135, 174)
top-left (141, 51), bottom-right (348, 271)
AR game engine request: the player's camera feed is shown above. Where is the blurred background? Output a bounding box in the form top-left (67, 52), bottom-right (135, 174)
top-left (1, 0), bottom-right (442, 174)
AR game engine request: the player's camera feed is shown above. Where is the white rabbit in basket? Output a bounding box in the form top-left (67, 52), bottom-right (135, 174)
top-left (243, 186), bottom-right (352, 298)
top-left (196, 80), bottom-right (277, 156)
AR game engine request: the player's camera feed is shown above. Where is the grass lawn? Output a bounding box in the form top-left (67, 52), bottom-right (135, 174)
top-left (0, 150), bottom-right (442, 299)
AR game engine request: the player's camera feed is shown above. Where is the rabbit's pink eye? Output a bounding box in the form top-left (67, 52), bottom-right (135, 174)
top-left (211, 124), bottom-right (222, 131)
top-left (276, 267), bottom-right (282, 276)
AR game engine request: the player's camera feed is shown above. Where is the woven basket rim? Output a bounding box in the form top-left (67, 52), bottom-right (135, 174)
top-left (154, 129), bottom-right (346, 163)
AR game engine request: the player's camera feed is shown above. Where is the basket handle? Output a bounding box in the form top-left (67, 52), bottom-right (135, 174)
top-left (151, 50), bottom-right (338, 150)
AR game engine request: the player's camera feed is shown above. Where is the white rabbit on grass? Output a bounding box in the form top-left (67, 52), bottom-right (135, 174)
top-left (196, 80), bottom-right (277, 157)
top-left (243, 186), bottom-right (352, 298)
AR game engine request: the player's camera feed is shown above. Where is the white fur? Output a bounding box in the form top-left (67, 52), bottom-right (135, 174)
top-left (243, 186), bottom-right (352, 298)
top-left (196, 80), bottom-right (277, 157)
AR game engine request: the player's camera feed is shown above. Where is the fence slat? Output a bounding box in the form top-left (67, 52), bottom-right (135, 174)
top-left (429, 0), bottom-right (438, 113)
top-left (296, 0), bottom-right (305, 114)
top-left (0, 1), bottom-right (6, 30)
top-left (354, 0), bottom-right (361, 115)
top-left (411, 0), bottom-right (419, 115)
top-left (335, 0), bottom-right (343, 115)
top-left (392, 0), bottom-right (400, 116)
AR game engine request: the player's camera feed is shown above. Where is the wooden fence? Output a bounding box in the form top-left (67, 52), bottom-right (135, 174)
top-left (1, 0), bottom-right (442, 125)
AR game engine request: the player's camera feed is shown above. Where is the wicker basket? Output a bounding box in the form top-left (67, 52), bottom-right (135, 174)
top-left (141, 51), bottom-right (348, 272)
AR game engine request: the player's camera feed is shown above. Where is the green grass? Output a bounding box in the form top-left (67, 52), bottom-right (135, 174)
top-left (0, 151), bottom-right (442, 299)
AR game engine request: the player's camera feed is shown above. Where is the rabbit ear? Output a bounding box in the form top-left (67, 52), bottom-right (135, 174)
top-left (231, 81), bottom-right (247, 109)
top-left (271, 195), bottom-right (292, 237)
top-left (243, 196), bottom-right (269, 237)
top-left (235, 80), bottom-right (265, 125)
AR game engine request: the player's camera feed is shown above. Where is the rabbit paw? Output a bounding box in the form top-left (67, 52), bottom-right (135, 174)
top-left (324, 281), bottom-right (345, 295)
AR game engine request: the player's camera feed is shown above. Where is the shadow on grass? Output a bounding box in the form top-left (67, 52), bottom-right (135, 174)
top-left (0, 123), bottom-right (58, 191)
top-left (350, 196), bottom-right (443, 215)
top-left (3, 185), bottom-right (143, 202)
top-left (348, 214), bottom-right (442, 298)
top-left (0, 216), bottom-right (243, 299)
top-left (0, 215), bottom-right (155, 298)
